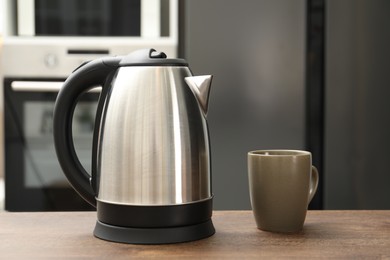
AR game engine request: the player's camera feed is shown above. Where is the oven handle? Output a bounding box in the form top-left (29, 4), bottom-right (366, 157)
top-left (10, 81), bottom-right (101, 92)
top-left (53, 56), bottom-right (121, 207)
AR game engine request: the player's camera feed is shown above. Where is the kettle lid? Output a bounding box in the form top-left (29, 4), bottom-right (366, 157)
top-left (119, 48), bottom-right (188, 67)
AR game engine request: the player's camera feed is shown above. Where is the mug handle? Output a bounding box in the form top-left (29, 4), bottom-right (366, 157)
top-left (308, 166), bottom-right (319, 203)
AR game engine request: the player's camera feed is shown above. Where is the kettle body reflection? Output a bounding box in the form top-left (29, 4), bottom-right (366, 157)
top-left (53, 49), bottom-right (215, 244)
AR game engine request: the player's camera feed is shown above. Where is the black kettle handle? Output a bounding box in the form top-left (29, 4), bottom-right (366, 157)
top-left (53, 57), bottom-right (121, 207)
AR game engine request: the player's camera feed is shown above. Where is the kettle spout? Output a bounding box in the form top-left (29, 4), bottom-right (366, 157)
top-left (185, 75), bottom-right (213, 116)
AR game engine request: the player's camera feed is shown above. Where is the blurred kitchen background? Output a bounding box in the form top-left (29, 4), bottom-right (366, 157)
top-left (0, 0), bottom-right (389, 211)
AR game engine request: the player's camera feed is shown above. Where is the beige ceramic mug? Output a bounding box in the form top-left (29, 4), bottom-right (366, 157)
top-left (248, 150), bottom-right (319, 233)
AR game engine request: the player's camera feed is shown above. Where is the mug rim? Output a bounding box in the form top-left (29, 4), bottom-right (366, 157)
top-left (248, 149), bottom-right (311, 157)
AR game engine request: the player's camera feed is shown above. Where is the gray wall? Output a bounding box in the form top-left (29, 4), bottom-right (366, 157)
top-left (325, 0), bottom-right (390, 209)
top-left (183, 0), bottom-right (306, 209)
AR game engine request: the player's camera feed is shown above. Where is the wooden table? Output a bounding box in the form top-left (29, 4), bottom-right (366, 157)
top-left (1, 211), bottom-right (390, 259)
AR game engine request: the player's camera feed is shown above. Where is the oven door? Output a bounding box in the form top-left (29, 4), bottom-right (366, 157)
top-left (4, 78), bottom-right (97, 211)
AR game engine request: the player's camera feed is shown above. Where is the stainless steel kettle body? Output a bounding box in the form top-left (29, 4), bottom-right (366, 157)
top-left (53, 49), bottom-right (215, 244)
top-left (97, 66), bottom-right (211, 205)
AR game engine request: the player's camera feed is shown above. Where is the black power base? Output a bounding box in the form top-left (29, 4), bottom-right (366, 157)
top-left (93, 198), bottom-right (215, 244)
top-left (94, 219), bottom-right (215, 244)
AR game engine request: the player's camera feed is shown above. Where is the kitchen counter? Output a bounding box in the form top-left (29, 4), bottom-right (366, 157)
top-left (1, 210), bottom-right (390, 259)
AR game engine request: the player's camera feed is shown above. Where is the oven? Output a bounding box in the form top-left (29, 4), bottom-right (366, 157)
top-left (4, 79), bottom-right (98, 211)
top-left (1, 0), bottom-right (178, 211)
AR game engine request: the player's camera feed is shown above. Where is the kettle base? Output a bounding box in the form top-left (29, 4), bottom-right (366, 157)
top-left (93, 219), bottom-right (215, 244)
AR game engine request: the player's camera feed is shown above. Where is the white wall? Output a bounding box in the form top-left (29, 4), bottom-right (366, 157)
top-left (0, 1), bottom-right (4, 179)
top-left (0, 0), bottom-right (4, 209)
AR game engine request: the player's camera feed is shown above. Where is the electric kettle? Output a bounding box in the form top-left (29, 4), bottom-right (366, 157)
top-left (53, 49), bottom-right (215, 244)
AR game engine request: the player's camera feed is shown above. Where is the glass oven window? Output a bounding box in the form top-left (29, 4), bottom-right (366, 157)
top-left (24, 101), bottom-right (97, 188)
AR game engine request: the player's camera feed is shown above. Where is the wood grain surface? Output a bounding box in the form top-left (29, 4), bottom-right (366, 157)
top-left (1, 211), bottom-right (390, 259)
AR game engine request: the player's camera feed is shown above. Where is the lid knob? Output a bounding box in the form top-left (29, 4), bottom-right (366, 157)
top-left (119, 48), bottom-right (188, 67)
top-left (150, 51), bottom-right (167, 59)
